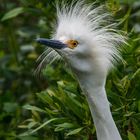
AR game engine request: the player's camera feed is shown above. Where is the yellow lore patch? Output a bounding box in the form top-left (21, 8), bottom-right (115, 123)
top-left (66, 40), bottom-right (78, 49)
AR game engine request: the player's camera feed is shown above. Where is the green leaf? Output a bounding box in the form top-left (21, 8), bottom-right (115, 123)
top-left (3, 102), bottom-right (18, 113)
top-left (64, 93), bottom-right (85, 119)
top-left (18, 136), bottom-right (39, 140)
top-left (1, 7), bottom-right (25, 21)
top-left (128, 131), bottom-right (137, 140)
top-left (131, 68), bottom-right (140, 80)
top-left (66, 127), bottom-right (84, 136)
top-left (31, 118), bottom-right (61, 134)
top-left (23, 104), bottom-right (45, 113)
top-left (27, 121), bottom-right (38, 129)
top-left (54, 123), bottom-right (76, 132)
top-left (133, 122), bottom-right (140, 139)
top-left (36, 90), bottom-right (54, 105)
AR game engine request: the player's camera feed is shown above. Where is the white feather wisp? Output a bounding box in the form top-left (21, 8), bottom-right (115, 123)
top-left (36, 0), bottom-right (126, 74)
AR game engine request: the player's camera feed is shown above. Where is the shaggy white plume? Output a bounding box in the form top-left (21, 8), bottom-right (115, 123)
top-left (56, 1), bottom-right (126, 71)
top-left (36, 0), bottom-right (126, 74)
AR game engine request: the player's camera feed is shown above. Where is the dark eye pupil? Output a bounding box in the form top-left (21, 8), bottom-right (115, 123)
top-left (73, 42), bottom-right (77, 45)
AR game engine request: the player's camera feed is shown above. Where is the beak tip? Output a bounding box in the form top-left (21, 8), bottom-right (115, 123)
top-left (36, 38), bottom-right (41, 43)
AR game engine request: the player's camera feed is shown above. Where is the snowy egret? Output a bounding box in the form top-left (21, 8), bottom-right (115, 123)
top-left (36, 1), bottom-right (126, 140)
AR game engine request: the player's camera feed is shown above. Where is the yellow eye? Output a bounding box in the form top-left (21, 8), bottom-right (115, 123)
top-left (66, 40), bottom-right (79, 49)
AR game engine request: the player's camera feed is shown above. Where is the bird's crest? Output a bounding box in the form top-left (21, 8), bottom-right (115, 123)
top-left (36, 0), bottom-right (126, 75)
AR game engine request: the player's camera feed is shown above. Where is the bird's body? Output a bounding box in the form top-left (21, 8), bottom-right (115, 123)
top-left (37, 1), bottom-right (126, 140)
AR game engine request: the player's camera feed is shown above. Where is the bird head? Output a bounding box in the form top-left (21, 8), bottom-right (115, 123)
top-left (36, 32), bottom-right (96, 75)
top-left (36, 1), bottom-right (126, 76)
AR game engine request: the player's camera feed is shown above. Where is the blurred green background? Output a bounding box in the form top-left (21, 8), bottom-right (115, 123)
top-left (0, 0), bottom-right (140, 140)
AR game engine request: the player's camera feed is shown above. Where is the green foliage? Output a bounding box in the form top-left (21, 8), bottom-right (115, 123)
top-left (128, 131), bottom-right (137, 140)
top-left (0, 0), bottom-right (140, 140)
top-left (1, 7), bottom-right (25, 21)
top-left (19, 65), bottom-right (94, 139)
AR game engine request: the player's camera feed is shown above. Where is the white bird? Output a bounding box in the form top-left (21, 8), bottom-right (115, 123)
top-left (36, 1), bottom-right (126, 140)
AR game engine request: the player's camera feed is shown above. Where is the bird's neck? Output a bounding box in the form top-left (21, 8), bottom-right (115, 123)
top-left (76, 74), bottom-right (122, 140)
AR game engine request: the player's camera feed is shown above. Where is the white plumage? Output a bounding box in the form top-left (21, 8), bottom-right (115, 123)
top-left (37, 1), bottom-right (126, 140)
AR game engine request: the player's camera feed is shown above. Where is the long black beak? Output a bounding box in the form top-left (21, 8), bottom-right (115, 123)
top-left (36, 38), bottom-right (67, 49)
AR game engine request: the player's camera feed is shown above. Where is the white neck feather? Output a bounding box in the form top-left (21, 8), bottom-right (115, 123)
top-left (76, 74), bottom-right (122, 140)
